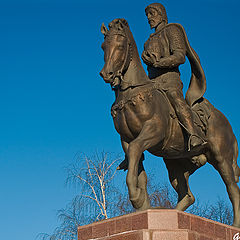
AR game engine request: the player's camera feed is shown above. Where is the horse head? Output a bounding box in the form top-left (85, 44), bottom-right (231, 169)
top-left (99, 19), bottom-right (133, 88)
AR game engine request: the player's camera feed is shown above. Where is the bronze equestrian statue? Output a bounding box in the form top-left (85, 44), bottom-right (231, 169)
top-left (99, 3), bottom-right (240, 228)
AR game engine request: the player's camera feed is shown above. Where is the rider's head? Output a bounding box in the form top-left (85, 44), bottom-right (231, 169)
top-left (145, 3), bottom-right (168, 29)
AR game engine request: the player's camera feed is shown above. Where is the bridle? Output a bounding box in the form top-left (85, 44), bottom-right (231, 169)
top-left (118, 35), bottom-right (132, 80)
top-left (105, 30), bottom-right (133, 89)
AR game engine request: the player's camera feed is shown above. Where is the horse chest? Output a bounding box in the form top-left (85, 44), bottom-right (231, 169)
top-left (111, 88), bottom-right (155, 141)
top-left (112, 105), bottom-right (142, 141)
top-left (112, 98), bottom-right (154, 141)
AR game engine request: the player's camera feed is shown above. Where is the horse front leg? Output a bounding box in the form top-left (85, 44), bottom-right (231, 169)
top-left (126, 120), bottom-right (165, 210)
top-left (121, 139), bottom-right (149, 210)
top-left (126, 140), bottom-right (146, 209)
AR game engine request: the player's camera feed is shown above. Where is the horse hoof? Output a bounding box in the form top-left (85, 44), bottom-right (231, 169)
top-left (130, 188), bottom-right (146, 209)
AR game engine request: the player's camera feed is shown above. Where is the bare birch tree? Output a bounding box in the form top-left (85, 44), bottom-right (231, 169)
top-left (37, 152), bottom-right (120, 240)
top-left (65, 152), bottom-right (119, 220)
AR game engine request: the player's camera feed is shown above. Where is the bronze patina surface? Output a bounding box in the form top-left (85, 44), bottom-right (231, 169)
top-left (99, 4), bottom-right (240, 228)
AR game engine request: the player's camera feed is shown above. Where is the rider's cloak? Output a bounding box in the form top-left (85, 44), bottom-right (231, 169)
top-left (169, 23), bottom-right (207, 106)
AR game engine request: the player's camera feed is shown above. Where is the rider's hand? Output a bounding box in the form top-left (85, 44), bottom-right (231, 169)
top-left (142, 51), bottom-right (153, 65)
top-left (153, 59), bottom-right (169, 68)
top-left (153, 57), bottom-right (174, 68)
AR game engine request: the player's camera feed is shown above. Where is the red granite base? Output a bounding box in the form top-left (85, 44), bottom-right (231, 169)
top-left (78, 209), bottom-right (240, 240)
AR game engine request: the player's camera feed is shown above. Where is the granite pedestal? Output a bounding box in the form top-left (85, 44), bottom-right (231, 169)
top-left (78, 209), bottom-right (240, 240)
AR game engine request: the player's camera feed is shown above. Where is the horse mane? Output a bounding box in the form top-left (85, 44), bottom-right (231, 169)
top-left (106, 19), bottom-right (139, 61)
top-left (108, 18), bottom-right (129, 30)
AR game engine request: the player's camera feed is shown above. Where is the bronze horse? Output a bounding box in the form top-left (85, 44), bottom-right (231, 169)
top-left (100, 19), bottom-right (240, 227)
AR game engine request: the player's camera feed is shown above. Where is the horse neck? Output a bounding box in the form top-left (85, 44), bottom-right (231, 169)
top-left (115, 56), bottom-right (151, 101)
top-left (125, 59), bottom-right (148, 83)
top-left (121, 48), bottom-right (150, 90)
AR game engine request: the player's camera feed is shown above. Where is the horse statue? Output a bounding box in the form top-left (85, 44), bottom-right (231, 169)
top-left (99, 18), bottom-right (240, 227)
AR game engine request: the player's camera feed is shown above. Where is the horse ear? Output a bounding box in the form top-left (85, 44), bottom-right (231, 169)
top-left (101, 23), bottom-right (108, 36)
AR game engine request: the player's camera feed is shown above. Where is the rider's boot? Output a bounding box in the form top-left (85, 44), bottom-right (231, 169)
top-left (176, 106), bottom-right (207, 151)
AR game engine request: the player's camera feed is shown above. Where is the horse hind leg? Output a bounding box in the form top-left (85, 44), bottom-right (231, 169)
top-left (210, 152), bottom-right (240, 228)
top-left (164, 158), bottom-right (197, 211)
top-left (206, 107), bottom-right (240, 227)
top-left (232, 138), bottom-right (240, 183)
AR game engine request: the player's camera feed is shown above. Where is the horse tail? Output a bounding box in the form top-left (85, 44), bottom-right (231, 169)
top-left (233, 138), bottom-right (240, 183)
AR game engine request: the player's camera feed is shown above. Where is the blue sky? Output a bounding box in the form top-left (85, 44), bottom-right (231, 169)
top-left (0, 0), bottom-right (240, 239)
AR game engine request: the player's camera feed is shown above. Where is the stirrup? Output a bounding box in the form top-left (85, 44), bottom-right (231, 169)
top-left (188, 134), bottom-right (207, 152)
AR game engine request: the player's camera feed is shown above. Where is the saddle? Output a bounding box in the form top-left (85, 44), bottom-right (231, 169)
top-left (158, 89), bottom-right (213, 168)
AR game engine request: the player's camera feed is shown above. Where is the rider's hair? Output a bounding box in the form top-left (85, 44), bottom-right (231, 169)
top-left (145, 3), bottom-right (168, 24)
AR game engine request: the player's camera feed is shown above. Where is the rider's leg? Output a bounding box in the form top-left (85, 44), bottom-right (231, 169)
top-left (166, 89), bottom-right (204, 150)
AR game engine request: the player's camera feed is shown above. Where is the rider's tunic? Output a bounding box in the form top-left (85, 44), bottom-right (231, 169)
top-left (142, 24), bottom-right (186, 92)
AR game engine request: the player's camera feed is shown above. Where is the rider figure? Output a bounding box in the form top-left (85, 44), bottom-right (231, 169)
top-left (142, 3), bottom-right (205, 150)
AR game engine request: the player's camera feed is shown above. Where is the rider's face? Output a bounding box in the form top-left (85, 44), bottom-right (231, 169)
top-left (146, 7), bottom-right (162, 29)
